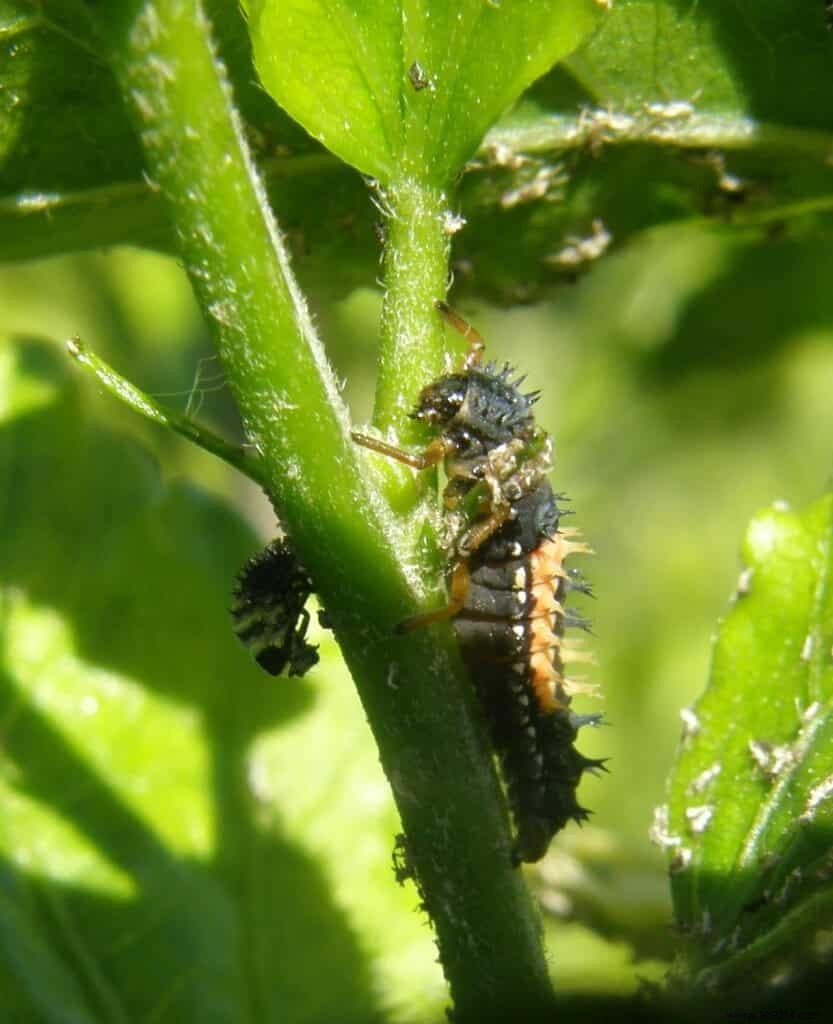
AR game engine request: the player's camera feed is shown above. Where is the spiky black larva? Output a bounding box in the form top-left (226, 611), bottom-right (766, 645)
top-left (453, 480), bottom-right (603, 864)
top-left (352, 303), bottom-right (604, 864)
top-left (231, 539), bottom-right (320, 678)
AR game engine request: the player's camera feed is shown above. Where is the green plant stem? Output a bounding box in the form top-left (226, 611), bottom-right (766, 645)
top-left (66, 336), bottom-right (268, 486)
top-left (370, 176), bottom-right (452, 553)
top-left (93, 1), bottom-right (554, 1016)
top-left (374, 178), bottom-right (450, 440)
top-left (485, 111), bottom-right (833, 160)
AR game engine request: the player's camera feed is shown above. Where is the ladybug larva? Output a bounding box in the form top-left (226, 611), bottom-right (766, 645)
top-left (231, 539), bottom-right (320, 678)
top-left (353, 303), bottom-right (604, 864)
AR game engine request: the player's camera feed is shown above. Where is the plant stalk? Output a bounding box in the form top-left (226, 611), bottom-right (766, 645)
top-left (374, 177), bottom-right (450, 440)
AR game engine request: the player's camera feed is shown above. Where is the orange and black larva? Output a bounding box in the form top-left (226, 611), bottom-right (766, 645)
top-left (353, 303), bottom-right (604, 864)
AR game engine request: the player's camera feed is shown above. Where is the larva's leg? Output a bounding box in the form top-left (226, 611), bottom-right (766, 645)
top-left (351, 432), bottom-right (448, 470)
top-left (394, 561), bottom-right (470, 634)
top-left (435, 301), bottom-right (485, 369)
top-left (457, 505), bottom-right (511, 559)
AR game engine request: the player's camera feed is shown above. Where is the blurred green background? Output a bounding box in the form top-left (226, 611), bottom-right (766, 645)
top-left (2, 218), bottom-right (833, 1017)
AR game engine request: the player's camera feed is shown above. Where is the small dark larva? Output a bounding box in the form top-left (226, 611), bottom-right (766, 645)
top-left (231, 539), bottom-right (320, 677)
top-left (353, 303), bottom-right (603, 864)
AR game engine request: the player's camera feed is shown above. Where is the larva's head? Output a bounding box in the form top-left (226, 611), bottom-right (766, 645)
top-left (410, 373), bottom-right (468, 429)
top-left (413, 365), bottom-right (538, 446)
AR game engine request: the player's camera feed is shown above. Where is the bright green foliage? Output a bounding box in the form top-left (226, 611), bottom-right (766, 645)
top-left (1, 0), bottom-right (833, 1016)
top-left (667, 497), bottom-right (833, 991)
top-left (244, 0), bottom-right (601, 184)
top-left (0, 337), bottom-right (444, 1023)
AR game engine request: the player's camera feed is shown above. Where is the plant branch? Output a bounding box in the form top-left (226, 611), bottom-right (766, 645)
top-left (91, 0), bottom-right (554, 1016)
top-left (66, 336), bottom-right (268, 486)
top-left (367, 176), bottom-right (453, 552)
top-left (485, 110), bottom-right (833, 160)
top-left (373, 178), bottom-right (451, 438)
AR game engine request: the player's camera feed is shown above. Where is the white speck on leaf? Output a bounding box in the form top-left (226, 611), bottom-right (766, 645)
top-left (680, 707), bottom-right (701, 742)
top-left (547, 219), bottom-right (611, 268)
top-left (688, 762), bottom-right (721, 796)
top-left (800, 774), bottom-right (833, 823)
top-left (685, 804), bottom-right (714, 834)
top-left (441, 211), bottom-right (466, 234)
top-left (749, 739), bottom-right (794, 780)
top-left (650, 804), bottom-right (681, 848)
top-left (669, 846), bottom-right (692, 874)
top-left (732, 566), bottom-right (753, 600)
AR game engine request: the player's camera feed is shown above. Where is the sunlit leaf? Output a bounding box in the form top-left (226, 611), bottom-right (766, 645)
top-left (245, 0), bottom-right (601, 183)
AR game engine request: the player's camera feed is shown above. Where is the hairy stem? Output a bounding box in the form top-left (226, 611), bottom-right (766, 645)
top-left (369, 176), bottom-right (454, 566)
top-left (374, 178), bottom-right (450, 440)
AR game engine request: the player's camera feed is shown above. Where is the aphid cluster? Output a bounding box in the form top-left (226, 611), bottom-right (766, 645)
top-left (354, 303), bottom-right (603, 864)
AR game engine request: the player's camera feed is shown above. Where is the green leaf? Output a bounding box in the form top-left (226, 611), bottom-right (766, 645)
top-left (665, 496), bottom-right (833, 993)
top-left (0, 0), bottom-right (314, 196)
top-left (0, 1), bottom-right (141, 195)
top-left (245, 0), bottom-right (602, 184)
top-left (0, 0), bottom-right (317, 261)
top-left (0, 337), bottom-right (443, 1022)
top-left (454, 0), bottom-right (833, 302)
top-left (565, 0), bottom-right (833, 127)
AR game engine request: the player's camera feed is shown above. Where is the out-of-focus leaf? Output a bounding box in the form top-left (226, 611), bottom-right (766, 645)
top-left (0, 0), bottom-right (312, 193)
top-left (664, 497), bottom-right (833, 994)
top-left (0, 337), bottom-right (443, 1022)
top-left (6, 133), bottom-right (833, 310)
top-left (245, 0), bottom-right (601, 183)
top-left (0, 1), bottom-right (141, 194)
top-left (461, 0), bottom-right (833, 299)
top-left (0, 0), bottom-right (317, 260)
top-left (565, 0), bottom-right (833, 127)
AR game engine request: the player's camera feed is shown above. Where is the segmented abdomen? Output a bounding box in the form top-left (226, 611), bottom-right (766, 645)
top-left (453, 483), bottom-right (601, 863)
